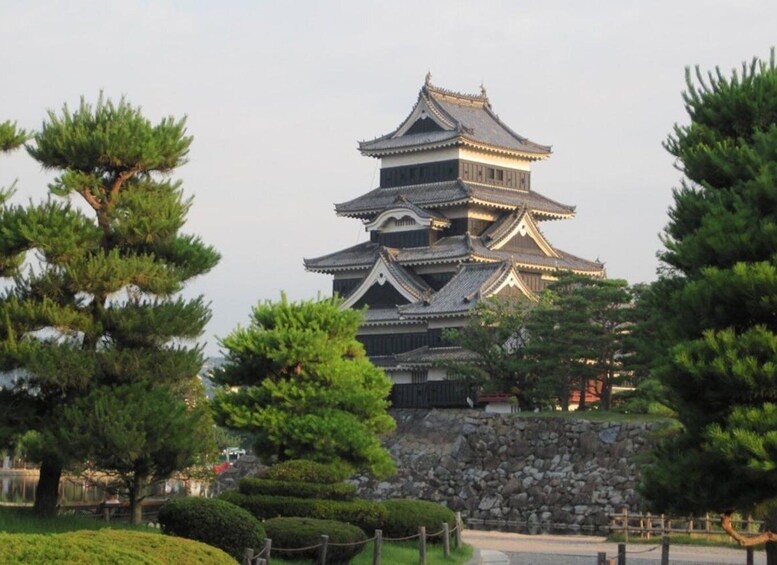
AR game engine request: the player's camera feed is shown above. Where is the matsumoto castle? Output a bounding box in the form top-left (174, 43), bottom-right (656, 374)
top-left (305, 75), bottom-right (604, 384)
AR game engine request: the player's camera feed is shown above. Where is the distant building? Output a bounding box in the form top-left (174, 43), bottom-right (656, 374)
top-left (305, 76), bottom-right (604, 385)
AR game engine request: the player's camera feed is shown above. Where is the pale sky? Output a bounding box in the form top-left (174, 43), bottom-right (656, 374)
top-left (1, 1), bottom-right (775, 355)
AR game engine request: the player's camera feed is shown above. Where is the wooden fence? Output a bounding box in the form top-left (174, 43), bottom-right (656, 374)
top-left (242, 512), bottom-right (464, 565)
top-left (390, 382), bottom-right (475, 409)
top-left (608, 508), bottom-right (762, 540)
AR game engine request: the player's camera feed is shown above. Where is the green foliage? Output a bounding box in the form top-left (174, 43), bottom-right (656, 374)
top-left (0, 530), bottom-right (235, 565)
top-left (219, 490), bottom-right (388, 533)
top-left (0, 95), bottom-right (220, 519)
top-left (58, 382), bottom-right (215, 490)
top-left (265, 517), bottom-right (367, 564)
top-left (521, 274), bottom-right (634, 411)
top-left (379, 499), bottom-right (455, 541)
top-left (239, 477), bottom-right (356, 500)
top-left (266, 458), bottom-right (352, 484)
top-left (641, 51), bottom-right (777, 519)
top-left (442, 297), bottom-right (533, 405)
top-left (158, 496), bottom-right (265, 561)
top-left (0, 121), bottom-right (27, 153)
top-left (214, 294), bottom-right (396, 477)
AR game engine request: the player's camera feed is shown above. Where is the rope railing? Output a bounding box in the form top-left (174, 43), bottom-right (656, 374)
top-left (242, 511), bottom-right (464, 565)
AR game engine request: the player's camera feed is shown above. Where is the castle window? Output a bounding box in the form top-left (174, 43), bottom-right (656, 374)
top-left (411, 369), bottom-right (428, 384)
top-left (496, 169), bottom-right (504, 181)
top-left (487, 168), bottom-right (495, 180)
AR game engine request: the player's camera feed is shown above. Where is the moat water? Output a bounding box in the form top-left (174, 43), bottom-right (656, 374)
top-left (0, 473), bottom-right (198, 504)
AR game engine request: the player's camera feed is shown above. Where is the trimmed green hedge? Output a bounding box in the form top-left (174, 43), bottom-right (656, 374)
top-left (239, 477), bottom-right (356, 500)
top-left (220, 491), bottom-right (387, 533)
top-left (265, 517), bottom-right (367, 564)
top-left (380, 499), bottom-right (456, 541)
top-left (266, 459), bottom-right (351, 484)
top-left (158, 496), bottom-right (265, 561)
top-left (0, 529), bottom-right (235, 564)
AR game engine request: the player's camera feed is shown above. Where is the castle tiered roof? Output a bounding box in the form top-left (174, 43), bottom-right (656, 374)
top-left (304, 234), bottom-right (603, 274)
top-left (304, 77), bottom-right (606, 383)
top-left (359, 76), bottom-right (552, 159)
top-left (335, 179), bottom-right (575, 220)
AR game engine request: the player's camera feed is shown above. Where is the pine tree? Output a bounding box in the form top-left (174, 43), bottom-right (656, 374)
top-left (522, 274), bottom-right (633, 411)
top-left (640, 51), bottom-right (777, 556)
top-left (213, 294), bottom-right (396, 477)
top-left (0, 97), bottom-right (219, 520)
top-left (442, 297), bottom-right (535, 408)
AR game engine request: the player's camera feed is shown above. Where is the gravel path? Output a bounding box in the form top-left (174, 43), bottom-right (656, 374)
top-left (463, 530), bottom-right (765, 564)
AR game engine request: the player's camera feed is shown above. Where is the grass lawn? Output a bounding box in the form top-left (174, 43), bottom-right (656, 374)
top-left (272, 540), bottom-right (473, 565)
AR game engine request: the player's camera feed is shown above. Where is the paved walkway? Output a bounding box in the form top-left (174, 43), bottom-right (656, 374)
top-left (462, 530), bottom-right (765, 564)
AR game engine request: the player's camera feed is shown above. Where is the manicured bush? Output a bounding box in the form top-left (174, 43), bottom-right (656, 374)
top-left (264, 517), bottom-right (367, 564)
top-left (380, 499), bottom-right (456, 541)
top-left (239, 477), bottom-right (356, 500)
top-left (158, 496), bottom-right (265, 560)
top-left (266, 459), bottom-right (351, 484)
top-left (219, 491), bottom-right (387, 533)
top-left (0, 529), bottom-right (235, 564)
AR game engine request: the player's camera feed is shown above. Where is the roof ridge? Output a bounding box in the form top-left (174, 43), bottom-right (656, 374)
top-left (424, 74), bottom-right (489, 106)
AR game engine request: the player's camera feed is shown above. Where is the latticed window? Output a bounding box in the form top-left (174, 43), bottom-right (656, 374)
top-left (411, 369), bottom-right (428, 384)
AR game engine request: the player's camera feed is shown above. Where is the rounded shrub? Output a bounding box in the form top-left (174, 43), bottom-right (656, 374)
top-left (380, 499), bottom-right (456, 541)
top-left (265, 517), bottom-right (367, 564)
top-left (239, 477), bottom-right (356, 500)
top-left (267, 459), bottom-right (351, 484)
top-left (158, 496), bottom-right (265, 560)
top-left (0, 530), bottom-right (235, 564)
top-left (219, 491), bottom-right (387, 533)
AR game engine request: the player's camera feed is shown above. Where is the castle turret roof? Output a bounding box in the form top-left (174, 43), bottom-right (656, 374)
top-left (359, 76), bottom-right (551, 159)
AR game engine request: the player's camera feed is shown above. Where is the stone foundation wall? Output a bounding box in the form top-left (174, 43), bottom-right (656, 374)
top-left (352, 409), bottom-right (661, 529)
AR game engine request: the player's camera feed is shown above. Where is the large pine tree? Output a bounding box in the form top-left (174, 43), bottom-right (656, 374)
top-left (0, 97), bottom-right (219, 520)
top-left (214, 295), bottom-right (396, 478)
top-left (641, 52), bottom-right (777, 555)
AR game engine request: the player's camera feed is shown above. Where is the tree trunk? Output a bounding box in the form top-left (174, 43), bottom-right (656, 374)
top-left (33, 458), bottom-right (62, 516)
top-left (600, 378), bottom-right (612, 411)
top-left (578, 376), bottom-right (587, 411)
top-left (129, 476), bottom-right (145, 525)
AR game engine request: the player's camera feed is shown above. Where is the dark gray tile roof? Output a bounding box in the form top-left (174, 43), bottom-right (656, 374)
top-left (399, 262), bottom-right (514, 318)
top-left (359, 82), bottom-right (551, 158)
top-left (304, 242), bottom-right (381, 272)
top-left (335, 180), bottom-right (574, 219)
top-left (381, 195), bottom-right (450, 224)
top-left (395, 346), bottom-right (479, 365)
top-left (305, 233), bottom-right (604, 275)
top-left (368, 347), bottom-right (479, 370)
top-left (379, 249), bottom-right (433, 299)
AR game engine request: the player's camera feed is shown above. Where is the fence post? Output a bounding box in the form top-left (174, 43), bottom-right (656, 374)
top-left (617, 543), bottom-right (626, 565)
top-left (243, 548), bottom-right (254, 565)
top-left (264, 538), bottom-right (272, 565)
top-left (597, 552), bottom-right (607, 565)
top-left (373, 529), bottom-right (382, 565)
top-left (455, 512), bottom-right (463, 549)
top-left (418, 526), bottom-right (427, 565)
top-left (442, 522), bottom-right (450, 558)
top-left (747, 547), bottom-right (754, 565)
top-left (661, 535), bottom-right (669, 565)
top-left (318, 534), bottom-right (329, 565)
top-left (646, 512), bottom-right (652, 539)
top-left (622, 506), bottom-right (629, 543)
top-left (705, 513), bottom-right (711, 534)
